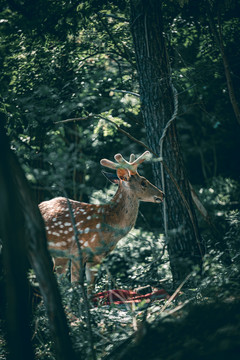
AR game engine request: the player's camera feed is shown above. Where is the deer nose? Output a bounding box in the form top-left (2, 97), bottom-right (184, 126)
top-left (154, 193), bottom-right (164, 203)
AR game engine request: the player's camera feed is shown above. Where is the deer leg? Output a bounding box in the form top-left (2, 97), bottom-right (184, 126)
top-left (70, 260), bottom-right (81, 283)
top-left (54, 257), bottom-right (69, 276)
top-left (85, 262), bottom-right (95, 284)
top-left (85, 262), bottom-right (96, 294)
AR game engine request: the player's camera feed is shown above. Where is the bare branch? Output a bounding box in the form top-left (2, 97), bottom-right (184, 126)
top-left (112, 89), bottom-right (140, 97)
top-left (65, 195), bottom-right (96, 360)
top-left (54, 114), bottom-right (95, 124)
top-left (160, 272), bottom-right (193, 313)
top-left (98, 12), bottom-right (129, 22)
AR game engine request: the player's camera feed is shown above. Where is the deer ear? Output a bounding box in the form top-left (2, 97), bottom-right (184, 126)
top-left (117, 168), bottom-right (131, 181)
top-left (101, 171), bottom-right (119, 184)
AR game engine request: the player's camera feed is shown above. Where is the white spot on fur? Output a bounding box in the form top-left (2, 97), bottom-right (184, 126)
top-left (64, 230), bottom-right (68, 234)
top-left (90, 235), bottom-right (96, 243)
top-left (49, 241), bottom-right (67, 247)
top-left (55, 241), bottom-right (67, 247)
top-left (46, 226), bottom-right (49, 230)
top-left (84, 228), bottom-right (90, 234)
top-left (64, 222), bottom-right (71, 226)
top-left (96, 223), bottom-right (101, 229)
top-left (87, 215), bottom-right (91, 220)
top-left (84, 241), bottom-right (89, 247)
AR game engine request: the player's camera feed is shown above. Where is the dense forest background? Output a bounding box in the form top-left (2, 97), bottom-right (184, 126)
top-left (0, 0), bottom-right (240, 359)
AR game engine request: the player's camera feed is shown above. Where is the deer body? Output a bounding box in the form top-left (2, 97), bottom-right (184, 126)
top-left (39, 152), bottom-right (164, 285)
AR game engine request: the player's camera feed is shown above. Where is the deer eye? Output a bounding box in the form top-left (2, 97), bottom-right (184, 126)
top-left (141, 180), bottom-right (147, 188)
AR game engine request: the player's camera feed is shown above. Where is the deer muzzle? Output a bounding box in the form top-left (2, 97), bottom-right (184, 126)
top-left (154, 193), bottom-right (165, 203)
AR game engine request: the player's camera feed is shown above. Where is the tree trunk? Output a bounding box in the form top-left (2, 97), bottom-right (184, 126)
top-left (206, 1), bottom-right (240, 126)
top-left (0, 124), bottom-right (78, 360)
top-left (130, 0), bottom-right (203, 285)
top-left (0, 134), bottom-right (34, 360)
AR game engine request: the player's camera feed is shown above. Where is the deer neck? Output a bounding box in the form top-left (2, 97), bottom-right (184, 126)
top-left (104, 185), bottom-right (139, 237)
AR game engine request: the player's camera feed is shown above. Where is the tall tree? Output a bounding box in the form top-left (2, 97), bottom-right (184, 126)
top-left (130, 0), bottom-right (204, 284)
top-left (0, 123), bottom-right (78, 360)
top-left (205, 0), bottom-right (240, 126)
top-left (0, 124), bottom-right (34, 360)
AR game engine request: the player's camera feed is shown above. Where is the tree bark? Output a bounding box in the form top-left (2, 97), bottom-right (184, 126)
top-left (0, 133), bottom-right (34, 360)
top-left (0, 124), bottom-right (78, 360)
top-left (130, 0), bottom-right (203, 285)
top-left (206, 1), bottom-right (240, 126)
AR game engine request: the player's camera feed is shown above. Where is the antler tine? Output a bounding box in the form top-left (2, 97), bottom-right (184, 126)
top-left (115, 153), bottom-right (137, 173)
top-left (114, 153), bottom-right (129, 166)
top-left (100, 159), bottom-right (118, 170)
top-left (115, 152), bottom-right (150, 173)
top-left (101, 152), bottom-right (150, 173)
top-left (129, 154), bottom-right (135, 162)
top-left (131, 151), bottom-right (150, 167)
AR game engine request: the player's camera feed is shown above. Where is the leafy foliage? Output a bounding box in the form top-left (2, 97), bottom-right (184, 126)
top-left (0, 0), bottom-right (240, 359)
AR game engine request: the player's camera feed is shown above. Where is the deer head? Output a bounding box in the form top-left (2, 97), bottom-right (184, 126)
top-left (100, 151), bottom-right (164, 203)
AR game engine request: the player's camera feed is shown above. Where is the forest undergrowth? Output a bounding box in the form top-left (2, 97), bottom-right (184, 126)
top-left (2, 176), bottom-right (238, 360)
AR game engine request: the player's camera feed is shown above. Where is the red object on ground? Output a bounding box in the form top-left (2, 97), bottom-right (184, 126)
top-left (92, 288), bottom-right (170, 305)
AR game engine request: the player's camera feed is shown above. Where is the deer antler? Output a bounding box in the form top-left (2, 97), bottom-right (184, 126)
top-left (129, 154), bottom-right (136, 162)
top-left (100, 151), bottom-right (150, 174)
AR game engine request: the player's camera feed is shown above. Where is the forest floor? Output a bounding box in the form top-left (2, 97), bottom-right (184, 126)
top-left (105, 297), bottom-right (240, 360)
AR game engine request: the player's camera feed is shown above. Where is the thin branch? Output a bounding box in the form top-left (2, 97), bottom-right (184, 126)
top-left (54, 114), bottom-right (95, 124)
top-left (159, 84), bottom-right (178, 240)
top-left (98, 12), bottom-right (129, 22)
top-left (161, 299), bottom-right (190, 318)
top-left (96, 12), bottom-right (134, 66)
top-left (79, 52), bottom-right (101, 63)
top-left (111, 89), bottom-right (140, 97)
top-left (99, 115), bottom-right (154, 151)
top-left (160, 272), bottom-right (193, 313)
top-left (65, 195), bottom-right (97, 360)
top-left (56, 114), bottom-right (153, 153)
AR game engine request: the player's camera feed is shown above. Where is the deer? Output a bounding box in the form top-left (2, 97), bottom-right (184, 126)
top-left (39, 151), bottom-right (164, 291)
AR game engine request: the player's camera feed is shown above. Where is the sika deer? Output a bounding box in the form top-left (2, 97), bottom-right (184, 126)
top-left (39, 151), bottom-right (164, 288)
